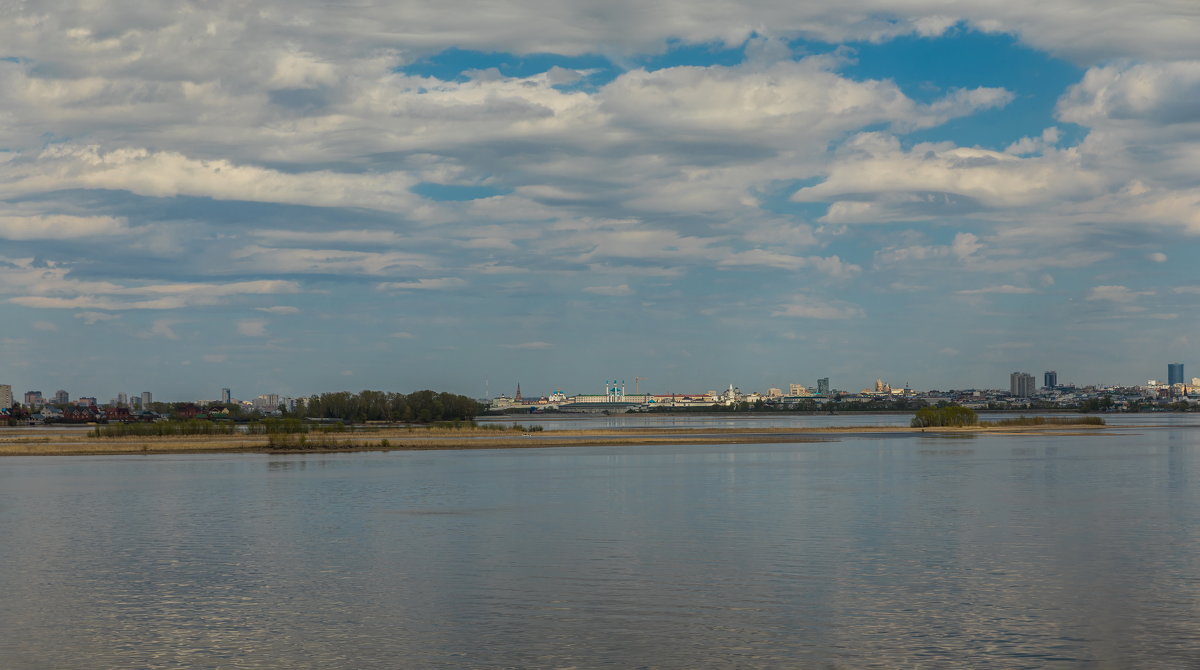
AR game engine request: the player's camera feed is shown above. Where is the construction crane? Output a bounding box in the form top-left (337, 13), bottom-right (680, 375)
top-left (635, 377), bottom-right (647, 394)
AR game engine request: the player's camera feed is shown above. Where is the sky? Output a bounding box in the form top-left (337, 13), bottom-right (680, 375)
top-left (2, 1), bottom-right (1199, 401)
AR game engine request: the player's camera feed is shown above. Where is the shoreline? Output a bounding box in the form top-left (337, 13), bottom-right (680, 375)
top-left (0, 423), bottom-right (1115, 457)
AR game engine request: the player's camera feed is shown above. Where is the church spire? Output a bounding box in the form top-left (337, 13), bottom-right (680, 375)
top-left (514, 383), bottom-right (522, 402)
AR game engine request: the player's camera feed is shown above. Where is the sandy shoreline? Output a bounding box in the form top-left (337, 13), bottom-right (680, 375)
top-left (0, 423), bottom-right (1116, 456)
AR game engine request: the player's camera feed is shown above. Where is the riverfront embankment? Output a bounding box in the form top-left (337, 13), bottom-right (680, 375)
top-left (0, 423), bottom-right (1114, 456)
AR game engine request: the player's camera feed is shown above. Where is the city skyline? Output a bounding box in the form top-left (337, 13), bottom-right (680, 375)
top-left (4, 360), bottom-right (1195, 407)
top-left (1, 3), bottom-right (1198, 398)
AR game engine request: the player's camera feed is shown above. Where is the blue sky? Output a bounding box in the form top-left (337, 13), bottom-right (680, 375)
top-left (1, 2), bottom-right (1199, 401)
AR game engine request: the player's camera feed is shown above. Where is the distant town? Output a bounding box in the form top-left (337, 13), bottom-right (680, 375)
top-left (0, 387), bottom-right (298, 424)
top-left (489, 365), bottom-right (1199, 414)
top-left (2, 363), bottom-right (1197, 424)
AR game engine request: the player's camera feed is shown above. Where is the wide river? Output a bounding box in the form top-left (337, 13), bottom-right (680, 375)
top-left (2, 415), bottom-right (1199, 668)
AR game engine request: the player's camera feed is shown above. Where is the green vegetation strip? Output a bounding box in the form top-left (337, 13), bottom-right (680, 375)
top-left (912, 405), bottom-right (1104, 428)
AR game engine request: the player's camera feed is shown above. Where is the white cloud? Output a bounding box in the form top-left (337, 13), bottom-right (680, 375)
top-left (1086, 285), bottom-right (1154, 303)
top-left (75, 311), bottom-right (120, 325)
top-left (252, 229), bottom-right (407, 246)
top-left (32, 320), bottom-right (57, 331)
top-left (149, 319), bottom-right (180, 340)
top-left (772, 295), bottom-right (864, 319)
top-left (583, 284), bottom-right (633, 296)
top-left (202, 354), bottom-right (228, 363)
top-left (0, 258), bottom-right (302, 310)
top-left (956, 285), bottom-right (1038, 295)
top-left (231, 246), bottom-right (433, 276)
top-left (390, 331), bottom-right (416, 339)
top-left (237, 319), bottom-right (268, 337)
top-left (717, 250), bottom-right (861, 277)
top-left (0, 214), bottom-right (131, 239)
top-left (0, 1), bottom-right (1197, 392)
top-left (1058, 62), bottom-right (1200, 127)
top-left (795, 133), bottom-right (1106, 222)
top-left (0, 145), bottom-right (420, 213)
top-left (376, 278), bottom-right (467, 291)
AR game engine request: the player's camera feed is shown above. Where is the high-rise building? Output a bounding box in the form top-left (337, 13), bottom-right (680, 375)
top-left (0, 384), bottom-right (12, 409)
top-left (53, 389), bottom-right (69, 405)
top-left (221, 388), bottom-right (232, 404)
top-left (1168, 363), bottom-right (1185, 386)
top-left (1044, 371), bottom-right (1057, 389)
top-left (24, 391), bottom-right (44, 407)
top-left (788, 383), bottom-right (807, 396)
top-left (816, 378), bottom-right (830, 395)
top-left (1010, 372), bottom-right (1036, 397)
top-left (141, 391), bottom-right (153, 408)
top-left (117, 392), bottom-right (128, 407)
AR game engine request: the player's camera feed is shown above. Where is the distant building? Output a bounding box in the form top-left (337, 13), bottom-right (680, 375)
top-left (1044, 371), bottom-right (1057, 389)
top-left (767, 387), bottom-right (783, 398)
top-left (23, 390), bottom-right (43, 407)
top-left (141, 391), bottom-right (152, 408)
top-left (1010, 372), bottom-right (1036, 397)
top-left (117, 392), bottom-right (128, 407)
top-left (816, 378), bottom-right (830, 395)
top-left (253, 394), bottom-right (281, 412)
top-left (0, 384), bottom-right (12, 409)
top-left (53, 389), bottom-right (69, 405)
top-left (788, 383), bottom-right (808, 396)
top-left (1168, 363), bottom-right (1185, 386)
top-left (221, 388), bottom-right (232, 404)
top-left (77, 397), bottom-right (97, 407)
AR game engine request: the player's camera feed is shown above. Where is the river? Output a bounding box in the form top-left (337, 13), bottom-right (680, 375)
top-left (2, 415), bottom-right (1197, 668)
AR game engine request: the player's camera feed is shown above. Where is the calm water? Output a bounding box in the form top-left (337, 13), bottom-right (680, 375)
top-left (476, 411), bottom-right (1200, 431)
top-left (2, 422), bottom-right (1199, 668)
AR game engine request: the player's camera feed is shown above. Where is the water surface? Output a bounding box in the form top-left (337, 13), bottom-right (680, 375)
top-left (2, 423), bottom-right (1197, 668)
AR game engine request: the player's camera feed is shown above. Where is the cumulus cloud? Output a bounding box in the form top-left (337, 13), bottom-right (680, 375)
top-left (1058, 62), bottom-right (1200, 126)
top-left (1, 1), bottom-right (1198, 390)
top-left (795, 133), bottom-right (1105, 223)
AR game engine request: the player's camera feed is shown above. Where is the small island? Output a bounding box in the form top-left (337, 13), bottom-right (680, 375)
top-left (0, 404), bottom-right (1110, 456)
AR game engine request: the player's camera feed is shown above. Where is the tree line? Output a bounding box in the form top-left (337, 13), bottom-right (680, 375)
top-left (295, 389), bottom-right (483, 423)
